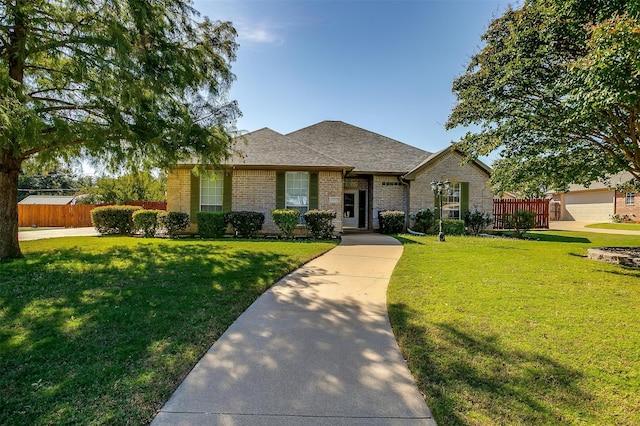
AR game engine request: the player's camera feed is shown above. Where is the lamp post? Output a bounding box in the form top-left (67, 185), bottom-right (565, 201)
top-left (431, 180), bottom-right (450, 242)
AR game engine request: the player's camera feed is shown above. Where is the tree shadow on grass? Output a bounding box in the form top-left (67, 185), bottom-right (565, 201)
top-left (0, 241), bottom-right (312, 425)
top-left (529, 233), bottom-right (591, 243)
top-left (388, 303), bottom-right (594, 425)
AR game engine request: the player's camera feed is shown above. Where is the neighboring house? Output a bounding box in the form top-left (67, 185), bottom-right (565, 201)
top-left (167, 120), bottom-right (493, 234)
top-left (18, 195), bottom-right (75, 205)
top-left (551, 171), bottom-right (639, 222)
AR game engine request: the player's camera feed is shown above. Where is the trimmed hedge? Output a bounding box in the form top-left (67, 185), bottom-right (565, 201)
top-left (91, 205), bottom-right (142, 235)
top-left (132, 209), bottom-right (163, 238)
top-left (197, 211), bottom-right (227, 238)
top-left (271, 209), bottom-right (300, 238)
top-left (226, 211), bottom-right (265, 237)
top-left (159, 211), bottom-right (190, 238)
top-left (379, 210), bottom-right (405, 234)
top-left (304, 210), bottom-right (336, 239)
top-left (442, 219), bottom-right (466, 236)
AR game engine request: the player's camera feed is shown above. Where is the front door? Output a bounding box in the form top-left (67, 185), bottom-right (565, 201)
top-left (343, 192), bottom-right (357, 228)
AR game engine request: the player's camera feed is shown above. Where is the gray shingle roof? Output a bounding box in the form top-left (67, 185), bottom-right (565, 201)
top-left (286, 121), bottom-right (430, 174)
top-left (18, 195), bottom-right (74, 205)
top-left (228, 127), bottom-right (352, 169)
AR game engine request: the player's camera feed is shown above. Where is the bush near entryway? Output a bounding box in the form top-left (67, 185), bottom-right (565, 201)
top-left (271, 209), bottom-right (300, 238)
top-left (304, 210), bottom-right (336, 239)
top-left (158, 211), bottom-right (190, 238)
top-left (91, 205), bottom-right (142, 235)
top-left (442, 219), bottom-right (466, 236)
top-left (197, 211), bottom-right (228, 238)
top-left (379, 210), bottom-right (405, 234)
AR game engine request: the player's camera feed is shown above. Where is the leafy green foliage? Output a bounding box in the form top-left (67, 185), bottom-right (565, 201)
top-left (447, 0), bottom-right (640, 196)
top-left (463, 208), bottom-right (492, 236)
top-left (304, 210), bottom-right (336, 239)
top-left (271, 209), bottom-right (300, 238)
top-left (196, 211), bottom-right (227, 238)
top-left (0, 237), bottom-right (335, 424)
top-left (158, 211), bottom-right (190, 238)
top-left (379, 210), bottom-right (405, 234)
top-left (91, 205), bottom-right (142, 235)
top-left (442, 219), bottom-right (466, 236)
top-left (411, 209), bottom-right (435, 234)
top-left (78, 172), bottom-right (166, 205)
top-left (0, 0), bottom-right (239, 259)
top-left (226, 211), bottom-right (265, 238)
top-left (503, 210), bottom-right (536, 239)
top-left (132, 209), bottom-right (163, 238)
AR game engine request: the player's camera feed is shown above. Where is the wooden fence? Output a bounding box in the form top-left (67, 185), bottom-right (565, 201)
top-left (18, 201), bottom-right (167, 228)
top-left (493, 198), bottom-right (550, 229)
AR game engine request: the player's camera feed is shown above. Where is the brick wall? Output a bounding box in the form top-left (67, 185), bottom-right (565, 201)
top-left (319, 171), bottom-right (344, 232)
top-left (408, 151), bottom-right (493, 215)
top-left (372, 175), bottom-right (407, 229)
top-left (615, 191), bottom-right (640, 221)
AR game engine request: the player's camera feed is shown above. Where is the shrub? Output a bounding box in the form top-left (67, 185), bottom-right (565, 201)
top-left (226, 211), bottom-right (265, 237)
top-left (159, 211), bottom-right (190, 238)
top-left (442, 219), bottom-right (466, 236)
top-left (271, 209), bottom-right (301, 238)
top-left (503, 209), bottom-right (536, 239)
top-left (463, 208), bottom-right (492, 236)
top-left (91, 205), bottom-right (142, 235)
top-left (379, 210), bottom-right (405, 234)
top-left (197, 211), bottom-right (227, 238)
top-left (411, 209), bottom-right (435, 234)
top-left (304, 210), bottom-right (336, 239)
top-left (132, 209), bottom-right (163, 238)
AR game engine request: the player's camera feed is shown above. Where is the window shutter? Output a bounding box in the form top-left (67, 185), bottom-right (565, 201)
top-left (223, 171), bottom-right (233, 212)
top-left (190, 172), bottom-right (200, 224)
top-left (276, 171), bottom-right (286, 209)
top-left (434, 193), bottom-right (440, 221)
top-left (309, 172), bottom-right (319, 210)
top-left (460, 182), bottom-right (469, 215)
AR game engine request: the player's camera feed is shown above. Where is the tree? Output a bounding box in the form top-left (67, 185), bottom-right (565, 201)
top-left (446, 0), bottom-right (640, 196)
top-left (1, 0), bottom-right (239, 259)
top-left (78, 171), bottom-right (166, 204)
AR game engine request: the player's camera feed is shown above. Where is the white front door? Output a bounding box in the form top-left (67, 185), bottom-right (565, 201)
top-left (343, 192), bottom-right (358, 228)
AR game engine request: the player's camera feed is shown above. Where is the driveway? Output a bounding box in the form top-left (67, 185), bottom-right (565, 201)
top-left (18, 227), bottom-right (100, 241)
top-left (549, 221), bottom-right (640, 236)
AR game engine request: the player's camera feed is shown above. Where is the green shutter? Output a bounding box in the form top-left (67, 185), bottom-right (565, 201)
top-left (223, 172), bottom-right (233, 212)
top-left (190, 172), bottom-right (200, 223)
top-left (434, 193), bottom-right (440, 221)
top-left (276, 171), bottom-right (286, 209)
top-left (309, 172), bottom-right (319, 210)
top-left (460, 182), bottom-right (469, 215)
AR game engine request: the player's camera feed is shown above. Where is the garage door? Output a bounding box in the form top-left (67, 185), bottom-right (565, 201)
top-left (563, 190), bottom-right (613, 222)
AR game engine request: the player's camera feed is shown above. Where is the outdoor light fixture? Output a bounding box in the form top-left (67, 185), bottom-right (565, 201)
top-left (431, 179), bottom-right (451, 242)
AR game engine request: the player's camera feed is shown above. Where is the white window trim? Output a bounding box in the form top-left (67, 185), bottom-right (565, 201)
top-left (285, 171), bottom-right (309, 224)
top-left (200, 171), bottom-right (224, 212)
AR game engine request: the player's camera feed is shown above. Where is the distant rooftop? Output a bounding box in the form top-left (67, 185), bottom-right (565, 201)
top-left (19, 195), bottom-right (75, 205)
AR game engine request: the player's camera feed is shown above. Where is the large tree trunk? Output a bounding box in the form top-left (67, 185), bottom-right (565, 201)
top-left (0, 154), bottom-right (23, 260)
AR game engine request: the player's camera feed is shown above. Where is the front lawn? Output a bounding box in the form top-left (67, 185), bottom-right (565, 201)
top-left (0, 237), bottom-right (336, 425)
top-left (388, 231), bottom-right (640, 425)
top-left (586, 222), bottom-right (640, 231)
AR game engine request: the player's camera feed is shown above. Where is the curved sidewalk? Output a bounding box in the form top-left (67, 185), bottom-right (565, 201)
top-left (152, 232), bottom-right (436, 425)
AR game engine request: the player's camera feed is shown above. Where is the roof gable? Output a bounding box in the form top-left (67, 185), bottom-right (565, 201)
top-left (403, 146), bottom-right (492, 180)
top-left (287, 121), bottom-right (430, 174)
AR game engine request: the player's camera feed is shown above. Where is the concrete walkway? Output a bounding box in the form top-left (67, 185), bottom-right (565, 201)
top-left (152, 233), bottom-right (436, 425)
top-left (18, 227), bottom-right (99, 241)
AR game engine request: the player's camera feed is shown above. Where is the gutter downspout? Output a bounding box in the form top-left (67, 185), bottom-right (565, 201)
top-left (398, 175), bottom-right (410, 231)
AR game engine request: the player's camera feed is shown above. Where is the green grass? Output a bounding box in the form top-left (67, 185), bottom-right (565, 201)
top-left (0, 236), bottom-right (336, 425)
top-left (585, 222), bottom-right (640, 231)
top-left (388, 231), bottom-right (640, 425)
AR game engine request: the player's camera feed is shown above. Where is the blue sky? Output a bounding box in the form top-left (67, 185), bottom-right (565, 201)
top-left (193, 0), bottom-right (513, 162)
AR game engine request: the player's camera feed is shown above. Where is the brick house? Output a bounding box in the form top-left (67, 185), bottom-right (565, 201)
top-left (167, 120), bottom-right (493, 234)
top-left (551, 171), bottom-right (640, 222)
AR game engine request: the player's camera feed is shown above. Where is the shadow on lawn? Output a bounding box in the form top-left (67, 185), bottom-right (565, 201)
top-left (0, 241), bottom-right (304, 425)
top-left (388, 303), bottom-right (593, 425)
top-left (529, 233), bottom-right (591, 244)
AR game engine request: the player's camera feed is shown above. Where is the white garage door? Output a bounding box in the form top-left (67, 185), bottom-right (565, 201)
top-left (563, 190), bottom-right (613, 222)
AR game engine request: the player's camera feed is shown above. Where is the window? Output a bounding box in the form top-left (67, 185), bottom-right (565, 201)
top-left (442, 182), bottom-right (461, 219)
top-left (286, 172), bottom-right (309, 223)
top-left (201, 171), bottom-right (224, 211)
top-left (626, 192), bottom-right (635, 206)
